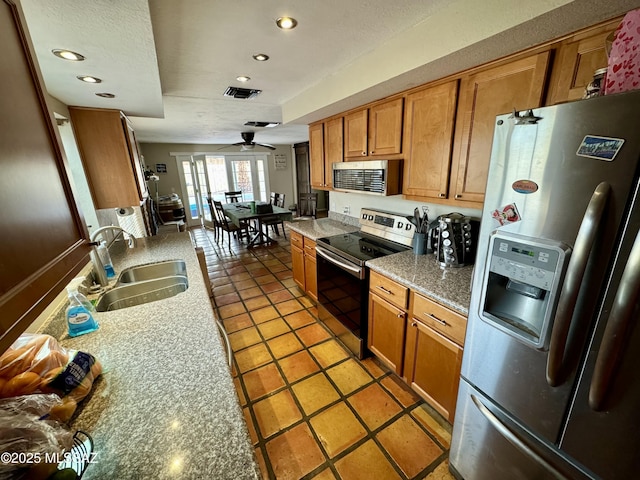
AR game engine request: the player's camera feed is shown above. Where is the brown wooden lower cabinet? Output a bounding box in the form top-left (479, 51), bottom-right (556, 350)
top-left (303, 240), bottom-right (317, 301)
top-left (404, 317), bottom-right (463, 423)
top-left (366, 271), bottom-right (467, 423)
top-left (368, 293), bottom-right (406, 375)
top-left (290, 231), bottom-right (317, 300)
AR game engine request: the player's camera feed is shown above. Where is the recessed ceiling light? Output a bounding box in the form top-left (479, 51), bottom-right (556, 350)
top-left (236, 76), bottom-right (251, 82)
top-left (276, 17), bottom-right (297, 30)
top-left (95, 93), bottom-right (115, 98)
top-left (77, 75), bottom-right (102, 83)
top-left (52, 49), bottom-right (85, 61)
top-left (253, 53), bottom-right (269, 61)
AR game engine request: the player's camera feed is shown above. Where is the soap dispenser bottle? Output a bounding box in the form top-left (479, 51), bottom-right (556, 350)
top-left (66, 280), bottom-right (99, 337)
top-left (96, 241), bottom-right (115, 279)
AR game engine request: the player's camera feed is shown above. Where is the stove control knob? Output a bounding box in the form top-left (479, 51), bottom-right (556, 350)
top-left (368, 215), bottom-right (374, 221)
top-left (362, 213), bottom-right (367, 220)
top-left (406, 223), bottom-right (413, 230)
top-left (398, 222), bottom-right (403, 228)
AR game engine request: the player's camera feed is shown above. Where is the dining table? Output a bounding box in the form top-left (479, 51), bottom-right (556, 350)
top-left (223, 201), bottom-right (293, 247)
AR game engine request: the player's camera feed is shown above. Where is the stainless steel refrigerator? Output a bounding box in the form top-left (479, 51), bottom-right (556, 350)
top-left (450, 90), bottom-right (640, 480)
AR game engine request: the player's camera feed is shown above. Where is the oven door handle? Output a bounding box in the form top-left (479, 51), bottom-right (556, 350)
top-left (316, 245), bottom-right (365, 279)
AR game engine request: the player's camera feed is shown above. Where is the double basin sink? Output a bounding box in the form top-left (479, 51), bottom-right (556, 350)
top-left (95, 260), bottom-right (189, 312)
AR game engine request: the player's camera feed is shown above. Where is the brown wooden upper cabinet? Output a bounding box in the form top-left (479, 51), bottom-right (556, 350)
top-left (69, 107), bottom-right (147, 209)
top-left (449, 51), bottom-right (550, 207)
top-left (403, 80), bottom-right (459, 200)
top-left (546, 18), bottom-right (620, 105)
top-left (309, 117), bottom-right (343, 190)
top-left (344, 97), bottom-right (404, 159)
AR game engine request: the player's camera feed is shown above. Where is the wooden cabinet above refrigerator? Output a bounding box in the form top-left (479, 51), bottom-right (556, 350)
top-left (69, 107), bottom-right (147, 209)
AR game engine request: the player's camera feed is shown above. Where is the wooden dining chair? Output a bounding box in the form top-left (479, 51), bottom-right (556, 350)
top-left (206, 196), bottom-right (222, 241)
top-left (213, 200), bottom-right (249, 245)
top-left (262, 193), bottom-right (287, 238)
top-left (224, 191), bottom-right (243, 203)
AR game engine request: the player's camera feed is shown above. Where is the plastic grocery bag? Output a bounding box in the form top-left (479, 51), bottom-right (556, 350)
top-left (0, 394), bottom-right (73, 480)
top-left (604, 9), bottom-right (640, 95)
top-left (0, 334), bottom-right (102, 422)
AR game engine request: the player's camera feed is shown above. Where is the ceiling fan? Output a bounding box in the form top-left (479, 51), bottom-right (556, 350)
top-left (233, 131), bottom-right (276, 151)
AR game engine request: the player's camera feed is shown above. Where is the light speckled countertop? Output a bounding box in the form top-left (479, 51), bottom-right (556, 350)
top-left (40, 232), bottom-right (259, 480)
top-left (288, 217), bottom-right (473, 316)
top-left (286, 216), bottom-right (359, 240)
top-left (367, 251), bottom-right (474, 315)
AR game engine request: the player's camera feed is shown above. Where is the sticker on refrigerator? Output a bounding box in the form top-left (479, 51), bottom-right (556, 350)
top-left (492, 203), bottom-right (521, 226)
top-left (576, 135), bottom-right (625, 161)
top-left (512, 180), bottom-right (538, 194)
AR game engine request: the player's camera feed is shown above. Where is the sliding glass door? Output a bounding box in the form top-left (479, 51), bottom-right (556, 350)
top-left (176, 153), bottom-right (270, 228)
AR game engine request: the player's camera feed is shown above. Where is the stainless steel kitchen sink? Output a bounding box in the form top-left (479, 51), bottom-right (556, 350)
top-left (117, 260), bottom-right (187, 284)
top-left (96, 275), bottom-right (189, 312)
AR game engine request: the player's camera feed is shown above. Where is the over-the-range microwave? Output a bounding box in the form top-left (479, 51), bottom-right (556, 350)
top-left (332, 159), bottom-right (403, 196)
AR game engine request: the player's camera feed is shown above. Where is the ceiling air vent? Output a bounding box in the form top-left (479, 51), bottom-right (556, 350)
top-left (223, 86), bottom-right (262, 99)
top-left (244, 121), bottom-right (281, 128)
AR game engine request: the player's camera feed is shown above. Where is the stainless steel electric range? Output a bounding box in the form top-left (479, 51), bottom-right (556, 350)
top-left (315, 208), bottom-right (415, 358)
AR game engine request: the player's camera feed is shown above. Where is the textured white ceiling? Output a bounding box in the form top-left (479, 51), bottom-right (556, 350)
top-left (18, 0), bottom-right (640, 147)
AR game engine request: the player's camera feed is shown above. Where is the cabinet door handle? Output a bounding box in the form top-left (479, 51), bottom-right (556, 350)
top-left (376, 285), bottom-right (393, 295)
top-left (361, 151), bottom-right (367, 156)
top-left (411, 321), bottom-right (418, 327)
top-left (438, 193), bottom-right (446, 198)
top-left (397, 312), bottom-right (405, 318)
top-left (426, 313), bottom-right (447, 326)
top-left (370, 151), bottom-right (375, 155)
top-left (455, 194), bottom-right (462, 199)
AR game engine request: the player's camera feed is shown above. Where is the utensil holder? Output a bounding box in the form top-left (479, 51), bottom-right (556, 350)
top-left (412, 233), bottom-right (426, 255)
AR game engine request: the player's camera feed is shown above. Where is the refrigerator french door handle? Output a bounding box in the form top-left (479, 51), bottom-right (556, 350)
top-left (547, 182), bottom-right (611, 387)
top-left (470, 394), bottom-right (569, 480)
top-left (589, 228), bottom-right (640, 411)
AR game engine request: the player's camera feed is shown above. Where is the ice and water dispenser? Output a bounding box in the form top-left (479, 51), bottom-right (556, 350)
top-left (479, 232), bottom-right (571, 349)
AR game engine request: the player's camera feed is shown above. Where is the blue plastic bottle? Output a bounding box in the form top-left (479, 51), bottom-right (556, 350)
top-left (66, 286), bottom-right (99, 337)
top-left (97, 241), bottom-right (115, 279)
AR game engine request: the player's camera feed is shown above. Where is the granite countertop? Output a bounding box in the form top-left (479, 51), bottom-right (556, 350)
top-left (286, 217), bottom-right (359, 240)
top-left (366, 250), bottom-right (474, 316)
top-left (40, 232), bottom-right (259, 480)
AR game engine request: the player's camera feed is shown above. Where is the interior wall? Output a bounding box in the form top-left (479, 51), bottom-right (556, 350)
top-left (329, 191), bottom-right (482, 223)
top-left (139, 143), bottom-right (295, 206)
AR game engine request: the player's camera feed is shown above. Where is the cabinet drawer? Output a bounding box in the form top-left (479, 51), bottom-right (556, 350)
top-left (303, 238), bottom-right (316, 258)
top-left (370, 270), bottom-right (408, 309)
top-left (291, 231), bottom-right (304, 249)
top-left (411, 292), bottom-right (466, 345)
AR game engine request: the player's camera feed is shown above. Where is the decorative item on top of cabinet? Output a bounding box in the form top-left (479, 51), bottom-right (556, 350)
top-left (344, 97), bottom-right (404, 159)
top-left (367, 271), bottom-right (408, 374)
top-left (309, 117), bottom-right (343, 190)
top-left (403, 80), bottom-right (459, 200)
top-left (404, 291), bottom-right (466, 423)
top-left (290, 231), bottom-right (317, 300)
top-left (546, 17), bottom-right (621, 105)
top-left (69, 107), bottom-right (147, 209)
top-left (0, 0), bottom-right (89, 352)
top-left (449, 51), bottom-right (550, 207)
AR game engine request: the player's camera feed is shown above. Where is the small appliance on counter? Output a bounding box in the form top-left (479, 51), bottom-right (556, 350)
top-left (430, 213), bottom-right (478, 267)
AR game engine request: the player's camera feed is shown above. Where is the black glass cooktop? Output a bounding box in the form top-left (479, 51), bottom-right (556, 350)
top-left (316, 231), bottom-right (410, 265)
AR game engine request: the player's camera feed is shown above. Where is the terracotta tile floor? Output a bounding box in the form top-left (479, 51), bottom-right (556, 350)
top-left (190, 226), bottom-right (455, 480)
